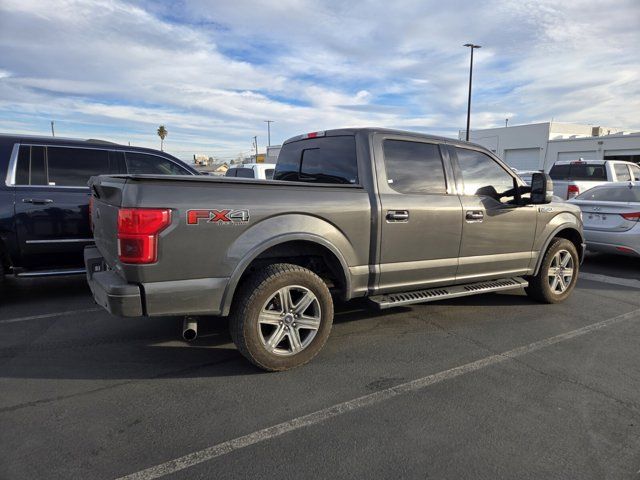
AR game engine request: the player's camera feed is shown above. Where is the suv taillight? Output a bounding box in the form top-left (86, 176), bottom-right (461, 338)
top-left (567, 184), bottom-right (580, 199)
top-left (117, 208), bottom-right (171, 264)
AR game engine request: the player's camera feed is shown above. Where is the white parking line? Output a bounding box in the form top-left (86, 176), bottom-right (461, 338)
top-left (115, 307), bottom-right (640, 480)
top-left (0, 308), bottom-right (101, 324)
top-left (579, 272), bottom-right (640, 289)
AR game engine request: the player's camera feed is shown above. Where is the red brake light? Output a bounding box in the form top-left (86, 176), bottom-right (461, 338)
top-left (621, 212), bottom-right (640, 221)
top-left (305, 131), bottom-right (325, 139)
top-left (117, 208), bottom-right (171, 264)
top-left (567, 184), bottom-right (580, 199)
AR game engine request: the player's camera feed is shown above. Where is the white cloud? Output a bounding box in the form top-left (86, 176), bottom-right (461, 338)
top-left (0, 0), bottom-right (638, 160)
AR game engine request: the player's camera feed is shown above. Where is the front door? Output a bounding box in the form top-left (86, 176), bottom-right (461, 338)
top-left (375, 136), bottom-right (463, 293)
top-left (451, 146), bottom-right (537, 281)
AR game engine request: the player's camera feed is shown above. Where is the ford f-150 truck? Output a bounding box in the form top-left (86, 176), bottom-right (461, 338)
top-left (85, 128), bottom-right (585, 371)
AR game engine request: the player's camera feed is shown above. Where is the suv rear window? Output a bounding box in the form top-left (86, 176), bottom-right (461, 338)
top-left (549, 163), bottom-right (607, 181)
top-left (274, 136), bottom-right (358, 184)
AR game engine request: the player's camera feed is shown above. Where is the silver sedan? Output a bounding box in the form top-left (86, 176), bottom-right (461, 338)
top-left (569, 182), bottom-right (640, 257)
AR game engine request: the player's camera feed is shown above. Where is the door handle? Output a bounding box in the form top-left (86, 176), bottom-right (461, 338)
top-left (386, 210), bottom-right (409, 222)
top-left (465, 210), bottom-right (484, 222)
top-left (22, 198), bottom-right (54, 204)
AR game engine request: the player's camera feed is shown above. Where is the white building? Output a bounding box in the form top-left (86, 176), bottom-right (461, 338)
top-left (266, 145), bottom-right (281, 163)
top-left (460, 122), bottom-right (639, 171)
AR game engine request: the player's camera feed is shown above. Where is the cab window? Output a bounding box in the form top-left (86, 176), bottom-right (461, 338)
top-left (383, 140), bottom-right (446, 194)
top-left (455, 147), bottom-right (515, 202)
top-left (614, 164), bottom-right (631, 181)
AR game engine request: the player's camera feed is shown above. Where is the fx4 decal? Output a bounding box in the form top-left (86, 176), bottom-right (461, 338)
top-left (187, 209), bottom-right (250, 225)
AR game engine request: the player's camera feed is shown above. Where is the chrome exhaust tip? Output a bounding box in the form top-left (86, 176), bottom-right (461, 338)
top-left (182, 316), bottom-right (198, 341)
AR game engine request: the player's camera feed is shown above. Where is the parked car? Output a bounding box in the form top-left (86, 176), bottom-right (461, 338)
top-left (569, 182), bottom-right (640, 257)
top-left (85, 127), bottom-right (584, 371)
top-left (549, 159), bottom-right (640, 200)
top-left (225, 163), bottom-right (276, 180)
top-left (0, 134), bottom-right (197, 282)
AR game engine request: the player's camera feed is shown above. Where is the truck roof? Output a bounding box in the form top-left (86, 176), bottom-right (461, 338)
top-left (553, 159), bottom-right (636, 166)
top-left (283, 127), bottom-right (474, 149)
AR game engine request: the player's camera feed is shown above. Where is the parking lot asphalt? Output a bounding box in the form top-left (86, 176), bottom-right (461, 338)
top-left (1, 254), bottom-right (639, 480)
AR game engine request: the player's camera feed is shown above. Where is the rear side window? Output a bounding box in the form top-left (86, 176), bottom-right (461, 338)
top-left (265, 168), bottom-right (274, 179)
top-left (631, 165), bottom-right (640, 181)
top-left (14, 145), bottom-right (47, 185)
top-left (235, 168), bottom-right (255, 178)
top-left (576, 186), bottom-right (640, 202)
top-left (126, 152), bottom-right (190, 175)
top-left (383, 140), bottom-right (446, 194)
top-left (274, 136), bottom-right (358, 184)
top-left (47, 147), bottom-right (110, 187)
top-left (225, 168), bottom-right (237, 177)
top-left (614, 164), bottom-right (631, 181)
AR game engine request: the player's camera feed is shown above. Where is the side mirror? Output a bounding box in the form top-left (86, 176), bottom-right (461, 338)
top-left (531, 172), bottom-right (553, 204)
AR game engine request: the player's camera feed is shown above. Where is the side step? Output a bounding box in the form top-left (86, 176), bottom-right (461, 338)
top-left (368, 277), bottom-right (529, 310)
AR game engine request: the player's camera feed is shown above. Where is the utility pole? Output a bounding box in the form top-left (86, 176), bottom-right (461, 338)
top-left (50, 120), bottom-right (55, 137)
top-left (253, 136), bottom-right (258, 160)
top-left (463, 43), bottom-right (481, 141)
top-left (264, 120), bottom-right (274, 146)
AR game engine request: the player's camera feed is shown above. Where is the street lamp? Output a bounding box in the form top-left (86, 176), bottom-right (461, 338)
top-left (264, 120), bottom-right (274, 146)
top-left (463, 43), bottom-right (481, 141)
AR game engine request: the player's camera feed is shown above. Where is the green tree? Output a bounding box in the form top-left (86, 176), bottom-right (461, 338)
top-left (157, 125), bottom-right (168, 151)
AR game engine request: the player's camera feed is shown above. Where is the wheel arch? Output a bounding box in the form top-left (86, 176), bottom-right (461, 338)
top-left (220, 233), bottom-right (352, 316)
top-left (533, 225), bottom-right (584, 275)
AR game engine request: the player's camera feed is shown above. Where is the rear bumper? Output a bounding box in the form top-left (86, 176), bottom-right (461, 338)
top-left (584, 227), bottom-right (640, 257)
top-left (84, 246), bottom-right (229, 317)
top-left (85, 247), bottom-right (143, 317)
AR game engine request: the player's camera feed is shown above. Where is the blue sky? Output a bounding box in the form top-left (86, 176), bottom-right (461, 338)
top-left (0, 0), bottom-right (639, 161)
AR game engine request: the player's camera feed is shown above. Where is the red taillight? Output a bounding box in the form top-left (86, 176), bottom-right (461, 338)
top-left (117, 208), bottom-right (171, 264)
top-left (89, 196), bottom-right (94, 232)
top-left (621, 212), bottom-right (640, 221)
top-left (567, 184), bottom-right (580, 199)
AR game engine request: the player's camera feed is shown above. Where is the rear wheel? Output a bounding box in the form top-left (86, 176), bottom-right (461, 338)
top-left (526, 238), bottom-right (579, 303)
top-left (230, 263), bottom-right (334, 371)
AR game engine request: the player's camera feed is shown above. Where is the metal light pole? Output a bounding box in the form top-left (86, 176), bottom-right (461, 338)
top-left (463, 43), bottom-right (481, 141)
top-left (253, 136), bottom-right (258, 159)
top-left (264, 120), bottom-right (274, 146)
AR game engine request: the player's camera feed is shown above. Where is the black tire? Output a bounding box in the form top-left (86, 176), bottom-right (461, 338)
top-left (525, 238), bottom-right (579, 304)
top-left (229, 263), bottom-right (334, 371)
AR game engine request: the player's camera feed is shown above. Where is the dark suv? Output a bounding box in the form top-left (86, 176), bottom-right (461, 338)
top-left (0, 134), bottom-right (197, 281)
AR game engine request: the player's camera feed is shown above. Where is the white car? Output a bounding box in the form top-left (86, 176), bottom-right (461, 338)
top-left (225, 163), bottom-right (276, 180)
top-left (569, 182), bottom-right (640, 257)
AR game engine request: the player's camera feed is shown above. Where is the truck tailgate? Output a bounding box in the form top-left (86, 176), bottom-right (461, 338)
top-left (89, 176), bottom-right (126, 269)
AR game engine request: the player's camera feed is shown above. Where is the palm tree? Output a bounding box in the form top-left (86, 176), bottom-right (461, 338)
top-left (157, 125), bottom-right (168, 151)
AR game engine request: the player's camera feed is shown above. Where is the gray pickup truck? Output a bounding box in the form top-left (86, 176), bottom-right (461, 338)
top-left (85, 128), bottom-right (585, 371)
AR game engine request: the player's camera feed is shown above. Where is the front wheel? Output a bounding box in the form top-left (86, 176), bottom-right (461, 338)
top-left (230, 263), bottom-right (334, 371)
top-left (525, 238), bottom-right (579, 304)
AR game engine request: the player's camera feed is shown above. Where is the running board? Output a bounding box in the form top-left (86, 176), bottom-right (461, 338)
top-left (16, 268), bottom-right (86, 278)
top-left (369, 277), bottom-right (528, 310)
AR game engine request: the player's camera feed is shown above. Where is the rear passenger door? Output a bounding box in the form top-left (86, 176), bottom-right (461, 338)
top-left (374, 135), bottom-right (463, 293)
top-left (13, 145), bottom-right (124, 270)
